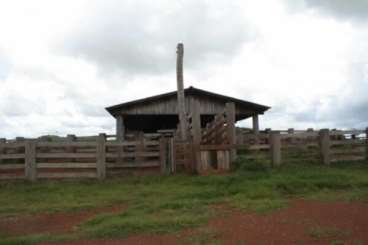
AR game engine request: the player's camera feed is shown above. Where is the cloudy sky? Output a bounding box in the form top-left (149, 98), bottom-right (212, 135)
top-left (0, 0), bottom-right (367, 138)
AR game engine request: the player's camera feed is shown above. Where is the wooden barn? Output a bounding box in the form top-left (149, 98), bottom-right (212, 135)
top-left (106, 86), bottom-right (270, 140)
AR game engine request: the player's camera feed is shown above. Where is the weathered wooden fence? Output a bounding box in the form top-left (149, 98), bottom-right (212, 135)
top-left (0, 134), bottom-right (165, 181)
top-left (237, 128), bottom-right (368, 166)
top-left (1, 128), bottom-right (367, 181)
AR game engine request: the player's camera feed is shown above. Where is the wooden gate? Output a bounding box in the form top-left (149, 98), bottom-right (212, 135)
top-left (172, 102), bottom-right (236, 174)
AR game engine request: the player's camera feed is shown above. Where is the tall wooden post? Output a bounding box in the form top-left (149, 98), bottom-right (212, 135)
top-left (176, 43), bottom-right (187, 141)
top-left (319, 129), bottom-right (330, 165)
top-left (270, 131), bottom-right (281, 167)
top-left (226, 102), bottom-right (236, 161)
top-left (25, 140), bottom-right (36, 182)
top-left (96, 133), bottom-right (106, 180)
top-left (191, 100), bottom-right (201, 172)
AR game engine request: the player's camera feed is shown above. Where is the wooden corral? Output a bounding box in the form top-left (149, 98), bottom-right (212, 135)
top-left (0, 128), bottom-right (367, 181)
top-left (105, 86), bottom-right (269, 174)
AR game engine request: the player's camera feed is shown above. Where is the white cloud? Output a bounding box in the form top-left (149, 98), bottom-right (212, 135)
top-left (0, 50), bottom-right (11, 81)
top-left (60, 0), bottom-right (254, 76)
top-left (303, 0), bottom-right (368, 21)
top-left (0, 0), bottom-right (367, 138)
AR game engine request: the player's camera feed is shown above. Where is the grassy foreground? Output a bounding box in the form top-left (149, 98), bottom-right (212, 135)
top-left (1, 159), bottom-right (368, 244)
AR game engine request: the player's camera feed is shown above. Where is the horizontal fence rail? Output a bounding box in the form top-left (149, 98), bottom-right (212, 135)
top-left (236, 128), bottom-right (368, 166)
top-left (0, 134), bottom-right (166, 181)
top-left (1, 128), bottom-right (367, 181)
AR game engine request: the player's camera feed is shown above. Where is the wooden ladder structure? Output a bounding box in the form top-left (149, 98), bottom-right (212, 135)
top-left (172, 101), bottom-right (236, 174)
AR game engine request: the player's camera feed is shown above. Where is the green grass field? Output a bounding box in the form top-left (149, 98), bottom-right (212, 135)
top-left (1, 158), bottom-right (368, 245)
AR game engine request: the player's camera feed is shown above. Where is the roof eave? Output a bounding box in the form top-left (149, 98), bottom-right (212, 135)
top-left (105, 86), bottom-right (271, 116)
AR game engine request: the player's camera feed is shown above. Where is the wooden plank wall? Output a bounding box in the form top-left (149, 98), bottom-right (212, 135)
top-left (117, 94), bottom-right (255, 115)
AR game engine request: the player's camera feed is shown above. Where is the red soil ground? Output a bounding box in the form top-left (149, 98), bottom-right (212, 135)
top-left (0, 205), bottom-right (126, 236)
top-left (1, 199), bottom-right (367, 245)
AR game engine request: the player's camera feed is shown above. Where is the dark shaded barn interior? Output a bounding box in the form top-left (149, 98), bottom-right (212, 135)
top-left (106, 86), bottom-right (270, 138)
top-left (118, 114), bottom-right (231, 132)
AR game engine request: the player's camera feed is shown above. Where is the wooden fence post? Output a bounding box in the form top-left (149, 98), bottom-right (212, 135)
top-left (159, 137), bottom-right (167, 174)
top-left (217, 150), bottom-right (230, 170)
top-left (200, 151), bottom-right (210, 172)
top-left (270, 131), bottom-right (281, 167)
top-left (96, 133), bottom-right (106, 180)
top-left (25, 140), bottom-right (36, 182)
top-left (169, 137), bottom-right (176, 173)
top-left (225, 102), bottom-right (236, 161)
top-left (0, 138), bottom-right (5, 164)
top-left (136, 132), bottom-right (145, 164)
top-left (319, 129), bottom-right (330, 165)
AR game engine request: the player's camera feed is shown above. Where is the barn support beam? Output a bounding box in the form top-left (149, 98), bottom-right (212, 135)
top-left (252, 114), bottom-right (259, 144)
top-left (226, 102), bottom-right (236, 161)
top-left (252, 114), bottom-right (259, 134)
top-left (191, 100), bottom-right (201, 173)
top-left (116, 115), bottom-right (125, 142)
top-left (116, 115), bottom-right (125, 165)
